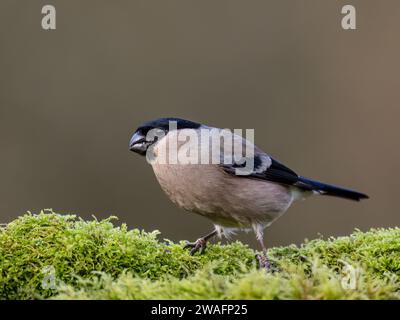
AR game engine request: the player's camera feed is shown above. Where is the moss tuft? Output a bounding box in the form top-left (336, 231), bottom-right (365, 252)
top-left (0, 210), bottom-right (399, 299)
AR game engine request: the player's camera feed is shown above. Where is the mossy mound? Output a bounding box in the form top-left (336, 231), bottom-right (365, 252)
top-left (0, 210), bottom-right (399, 299)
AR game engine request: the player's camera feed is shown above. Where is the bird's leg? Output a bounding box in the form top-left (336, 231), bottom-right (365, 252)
top-left (184, 230), bottom-right (218, 255)
top-left (256, 238), bottom-right (271, 270)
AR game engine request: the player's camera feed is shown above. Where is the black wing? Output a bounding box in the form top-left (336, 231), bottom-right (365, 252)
top-left (221, 152), bottom-right (368, 200)
top-left (221, 154), bottom-right (313, 190)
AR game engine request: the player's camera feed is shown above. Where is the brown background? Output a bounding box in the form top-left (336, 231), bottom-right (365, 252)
top-left (0, 0), bottom-right (399, 248)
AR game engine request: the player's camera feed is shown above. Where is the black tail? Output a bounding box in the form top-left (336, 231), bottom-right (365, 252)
top-left (298, 177), bottom-right (369, 201)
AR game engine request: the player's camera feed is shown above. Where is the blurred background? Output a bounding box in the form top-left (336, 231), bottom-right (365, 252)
top-left (0, 0), bottom-right (399, 248)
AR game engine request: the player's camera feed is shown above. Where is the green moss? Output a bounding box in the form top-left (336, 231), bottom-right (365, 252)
top-left (0, 210), bottom-right (399, 300)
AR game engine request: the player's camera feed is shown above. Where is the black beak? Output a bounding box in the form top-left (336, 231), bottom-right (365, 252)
top-left (129, 132), bottom-right (147, 155)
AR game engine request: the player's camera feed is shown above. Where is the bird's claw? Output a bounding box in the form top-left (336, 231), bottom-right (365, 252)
top-left (184, 238), bottom-right (207, 255)
top-left (256, 253), bottom-right (271, 270)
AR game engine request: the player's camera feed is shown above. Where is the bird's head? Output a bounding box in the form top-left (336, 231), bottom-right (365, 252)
top-left (129, 117), bottom-right (201, 156)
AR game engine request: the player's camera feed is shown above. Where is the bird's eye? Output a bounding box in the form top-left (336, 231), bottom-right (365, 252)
top-left (137, 126), bottom-right (151, 136)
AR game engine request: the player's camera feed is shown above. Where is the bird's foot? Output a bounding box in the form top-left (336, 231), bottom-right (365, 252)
top-left (184, 237), bottom-right (208, 255)
top-left (256, 253), bottom-right (271, 270)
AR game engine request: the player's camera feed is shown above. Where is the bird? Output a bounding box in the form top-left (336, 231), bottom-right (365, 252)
top-left (129, 117), bottom-right (368, 268)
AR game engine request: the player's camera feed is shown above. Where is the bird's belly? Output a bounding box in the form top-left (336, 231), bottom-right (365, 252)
top-left (151, 163), bottom-right (294, 228)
